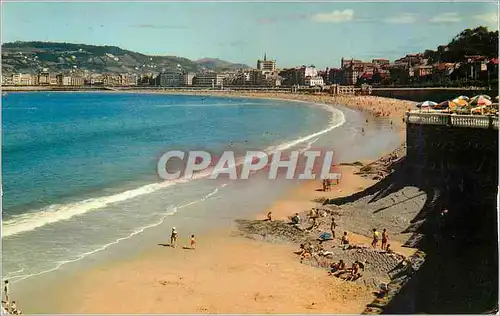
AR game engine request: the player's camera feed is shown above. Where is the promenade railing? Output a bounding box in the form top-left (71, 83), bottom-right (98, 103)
top-left (406, 112), bottom-right (499, 130)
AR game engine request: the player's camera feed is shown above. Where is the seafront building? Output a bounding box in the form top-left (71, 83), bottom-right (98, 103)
top-left (193, 72), bottom-right (225, 87)
top-left (304, 76), bottom-right (324, 87)
top-left (1, 51), bottom-right (498, 89)
top-left (159, 71), bottom-right (182, 87)
top-left (256, 53), bottom-right (276, 73)
top-left (181, 72), bottom-right (196, 86)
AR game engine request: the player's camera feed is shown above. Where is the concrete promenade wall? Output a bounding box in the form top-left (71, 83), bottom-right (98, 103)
top-left (405, 113), bottom-right (498, 180)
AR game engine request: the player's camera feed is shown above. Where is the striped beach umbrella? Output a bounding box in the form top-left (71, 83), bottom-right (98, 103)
top-left (470, 95), bottom-right (492, 106)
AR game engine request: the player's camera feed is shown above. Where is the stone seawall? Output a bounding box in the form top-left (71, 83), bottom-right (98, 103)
top-left (382, 115), bottom-right (499, 313)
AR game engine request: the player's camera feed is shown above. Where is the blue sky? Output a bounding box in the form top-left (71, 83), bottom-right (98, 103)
top-left (1, 1), bottom-right (498, 68)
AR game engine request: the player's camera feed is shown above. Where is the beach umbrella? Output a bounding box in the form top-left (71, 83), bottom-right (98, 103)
top-left (469, 94), bottom-right (492, 104)
top-left (434, 100), bottom-right (455, 109)
top-left (455, 95), bottom-right (470, 101)
top-left (470, 95), bottom-right (492, 106)
top-left (451, 98), bottom-right (469, 107)
top-left (416, 100), bottom-right (437, 108)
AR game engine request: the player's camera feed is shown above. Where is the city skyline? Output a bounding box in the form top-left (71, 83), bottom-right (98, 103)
top-left (2, 1), bottom-right (498, 68)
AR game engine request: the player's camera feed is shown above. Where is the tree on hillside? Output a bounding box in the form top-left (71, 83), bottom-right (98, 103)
top-left (424, 26), bottom-right (499, 63)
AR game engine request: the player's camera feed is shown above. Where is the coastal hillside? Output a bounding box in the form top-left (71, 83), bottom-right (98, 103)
top-left (195, 58), bottom-right (251, 71)
top-left (1, 41), bottom-right (250, 75)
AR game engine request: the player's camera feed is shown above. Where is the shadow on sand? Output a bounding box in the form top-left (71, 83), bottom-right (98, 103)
top-left (325, 156), bottom-right (498, 314)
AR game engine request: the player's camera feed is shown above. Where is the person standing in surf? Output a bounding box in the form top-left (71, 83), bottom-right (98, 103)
top-left (170, 227), bottom-right (178, 248)
top-left (190, 235), bottom-right (196, 250)
top-left (3, 281), bottom-right (9, 303)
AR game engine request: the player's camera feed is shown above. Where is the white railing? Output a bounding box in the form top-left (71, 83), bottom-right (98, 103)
top-left (406, 112), bottom-right (498, 129)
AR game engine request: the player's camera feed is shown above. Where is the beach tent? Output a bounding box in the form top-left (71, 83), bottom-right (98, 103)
top-left (416, 101), bottom-right (437, 108)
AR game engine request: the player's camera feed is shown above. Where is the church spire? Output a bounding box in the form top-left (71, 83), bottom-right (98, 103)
top-left (264, 53), bottom-right (267, 61)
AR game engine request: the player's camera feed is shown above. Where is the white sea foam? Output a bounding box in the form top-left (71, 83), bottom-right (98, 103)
top-left (2, 102), bottom-right (345, 238)
top-left (3, 179), bottom-right (185, 237)
top-left (8, 186), bottom-right (222, 284)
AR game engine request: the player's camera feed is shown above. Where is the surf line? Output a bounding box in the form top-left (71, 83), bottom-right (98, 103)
top-left (3, 106), bottom-right (345, 238)
top-left (10, 184), bottom-right (226, 284)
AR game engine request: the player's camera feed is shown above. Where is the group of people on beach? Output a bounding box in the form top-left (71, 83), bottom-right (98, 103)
top-left (322, 176), bottom-right (341, 192)
top-left (169, 227), bottom-right (196, 250)
top-left (372, 228), bottom-right (390, 251)
top-left (2, 280), bottom-right (22, 315)
top-left (328, 259), bottom-right (365, 281)
top-left (292, 206), bottom-right (398, 283)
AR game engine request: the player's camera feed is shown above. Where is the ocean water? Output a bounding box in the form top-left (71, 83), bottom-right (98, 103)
top-left (2, 92), bottom-right (354, 285)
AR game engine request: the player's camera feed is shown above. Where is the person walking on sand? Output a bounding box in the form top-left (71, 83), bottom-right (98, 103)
top-left (371, 228), bottom-right (380, 248)
top-left (190, 235), bottom-right (196, 249)
top-left (381, 228), bottom-right (389, 250)
top-left (170, 227), bottom-right (178, 248)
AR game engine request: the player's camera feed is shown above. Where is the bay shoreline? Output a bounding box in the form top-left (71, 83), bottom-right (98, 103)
top-left (12, 91), bottom-right (415, 314)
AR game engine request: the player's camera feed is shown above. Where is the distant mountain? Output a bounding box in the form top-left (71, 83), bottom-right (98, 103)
top-left (195, 58), bottom-right (251, 71)
top-left (1, 41), bottom-right (250, 75)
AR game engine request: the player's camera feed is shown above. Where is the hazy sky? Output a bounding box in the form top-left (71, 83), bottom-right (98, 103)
top-left (1, 1), bottom-right (498, 68)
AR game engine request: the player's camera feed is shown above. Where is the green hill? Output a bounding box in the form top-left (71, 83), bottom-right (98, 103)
top-left (1, 41), bottom-right (250, 74)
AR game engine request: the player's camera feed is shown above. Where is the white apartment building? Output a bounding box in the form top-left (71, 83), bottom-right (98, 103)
top-left (2, 75), bottom-right (13, 85)
top-left (120, 74), bottom-right (138, 86)
top-left (181, 72), bottom-right (196, 86)
top-left (12, 73), bottom-right (36, 85)
top-left (298, 66), bottom-right (318, 85)
top-left (56, 74), bottom-right (84, 86)
top-left (58, 75), bottom-right (72, 86)
top-left (304, 76), bottom-right (324, 87)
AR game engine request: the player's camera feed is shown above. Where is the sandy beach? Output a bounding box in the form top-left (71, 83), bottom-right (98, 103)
top-left (25, 92), bottom-right (416, 314)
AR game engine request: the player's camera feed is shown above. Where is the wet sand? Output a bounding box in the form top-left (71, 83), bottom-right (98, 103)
top-left (31, 92), bottom-right (413, 314)
top-left (55, 165), bottom-right (400, 314)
